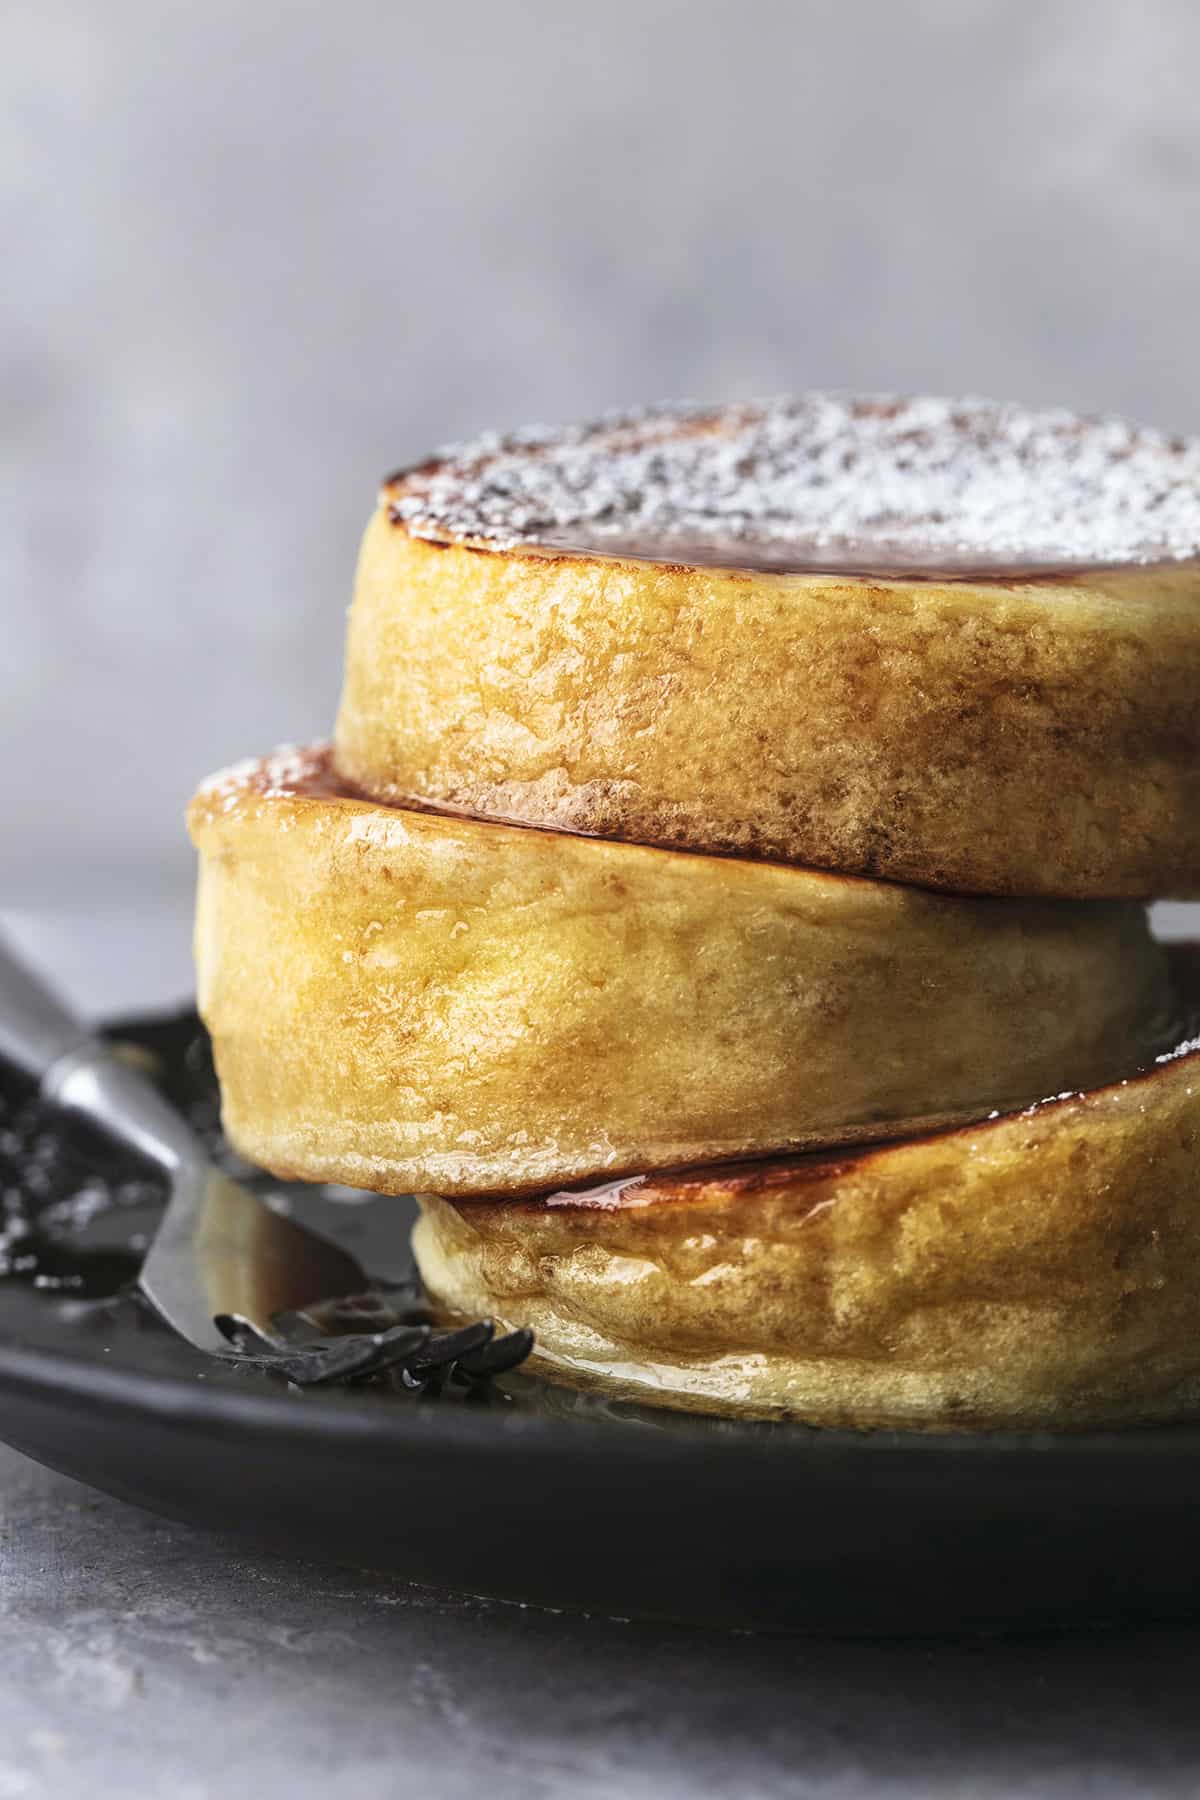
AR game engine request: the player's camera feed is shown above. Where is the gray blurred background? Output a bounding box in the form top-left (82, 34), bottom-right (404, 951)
top-left (5, 0), bottom-right (1200, 1005)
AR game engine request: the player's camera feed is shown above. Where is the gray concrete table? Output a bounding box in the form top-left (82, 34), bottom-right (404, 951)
top-left (4, 1440), bottom-right (1200, 1799)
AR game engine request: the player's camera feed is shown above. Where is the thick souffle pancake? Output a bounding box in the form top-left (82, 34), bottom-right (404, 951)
top-left (189, 746), bottom-right (1174, 1199)
top-left (414, 952), bottom-right (1200, 1431)
top-left (334, 396), bottom-right (1200, 899)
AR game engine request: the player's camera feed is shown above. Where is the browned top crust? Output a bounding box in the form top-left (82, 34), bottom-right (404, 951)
top-left (382, 395), bottom-right (1200, 576)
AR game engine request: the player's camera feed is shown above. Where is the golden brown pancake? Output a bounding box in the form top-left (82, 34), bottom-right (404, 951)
top-left (188, 745), bottom-right (1172, 1198)
top-left (334, 396), bottom-right (1200, 898)
top-left (414, 964), bottom-right (1200, 1430)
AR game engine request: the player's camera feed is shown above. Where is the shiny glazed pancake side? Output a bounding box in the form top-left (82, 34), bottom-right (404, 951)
top-left (334, 397), bottom-right (1200, 898)
top-left (189, 746), bottom-right (1174, 1198)
top-left (413, 993), bottom-right (1200, 1430)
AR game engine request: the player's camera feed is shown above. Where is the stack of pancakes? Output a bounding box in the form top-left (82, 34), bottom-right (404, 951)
top-left (190, 396), bottom-right (1200, 1429)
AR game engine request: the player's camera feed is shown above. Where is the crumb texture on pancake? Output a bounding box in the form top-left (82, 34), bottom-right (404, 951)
top-left (189, 747), bottom-right (1173, 1198)
top-left (335, 399), bottom-right (1200, 896)
top-left (412, 1027), bottom-right (1200, 1431)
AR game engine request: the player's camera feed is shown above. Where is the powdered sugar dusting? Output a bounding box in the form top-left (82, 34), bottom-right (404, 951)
top-left (384, 395), bottom-right (1200, 574)
top-left (197, 742), bottom-right (331, 810)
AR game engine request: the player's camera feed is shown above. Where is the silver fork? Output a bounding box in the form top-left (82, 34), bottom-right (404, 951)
top-left (0, 933), bottom-right (369, 1355)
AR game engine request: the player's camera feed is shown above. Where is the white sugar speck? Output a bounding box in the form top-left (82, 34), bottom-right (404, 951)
top-left (1020, 1089), bottom-right (1082, 1117)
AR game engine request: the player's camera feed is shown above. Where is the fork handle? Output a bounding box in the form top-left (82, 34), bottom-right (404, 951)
top-left (0, 933), bottom-right (91, 1086)
top-left (0, 934), bottom-right (196, 1168)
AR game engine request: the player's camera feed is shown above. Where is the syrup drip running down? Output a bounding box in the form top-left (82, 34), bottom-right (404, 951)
top-left (385, 394), bottom-right (1200, 579)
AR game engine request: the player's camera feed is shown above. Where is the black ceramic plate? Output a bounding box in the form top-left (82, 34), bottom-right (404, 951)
top-left (2, 1012), bottom-right (1200, 1637)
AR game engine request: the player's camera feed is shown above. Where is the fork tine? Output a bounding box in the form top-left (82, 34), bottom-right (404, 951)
top-left (407, 1319), bottom-right (494, 1371)
top-left (456, 1326), bottom-right (535, 1379)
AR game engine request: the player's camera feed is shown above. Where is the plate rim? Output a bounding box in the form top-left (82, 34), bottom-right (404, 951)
top-left (6, 1321), bottom-right (1200, 1467)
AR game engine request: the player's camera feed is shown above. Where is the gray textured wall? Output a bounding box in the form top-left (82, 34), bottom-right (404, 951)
top-left (6, 0), bottom-right (1200, 895)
